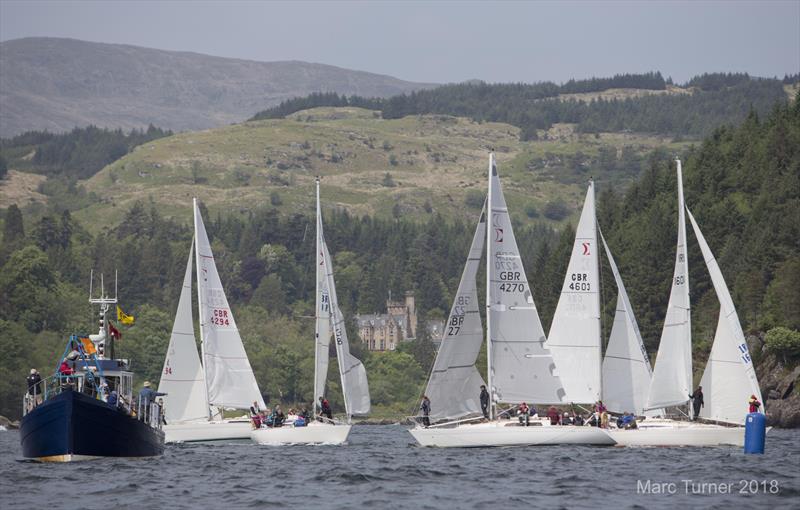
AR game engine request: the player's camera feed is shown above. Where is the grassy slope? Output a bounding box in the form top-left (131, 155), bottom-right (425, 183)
top-left (74, 106), bottom-right (690, 230)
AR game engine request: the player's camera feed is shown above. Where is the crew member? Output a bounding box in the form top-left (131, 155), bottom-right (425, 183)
top-left (420, 395), bottom-right (431, 427)
top-left (689, 386), bottom-right (704, 420)
top-left (480, 385), bottom-right (490, 419)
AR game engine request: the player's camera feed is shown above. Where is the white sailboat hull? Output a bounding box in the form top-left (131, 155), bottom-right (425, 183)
top-left (606, 419), bottom-right (751, 447)
top-left (409, 420), bottom-right (616, 448)
top-left (164, 419), bottom-right (253, 443)
top-left (250, 422), bottom-right (352, 445)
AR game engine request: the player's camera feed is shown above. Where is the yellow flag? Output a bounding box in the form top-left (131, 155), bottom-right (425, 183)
top-left (117, 305), bottom-right (135, 325)
top-left (79, 336), bottom-right (96, 355)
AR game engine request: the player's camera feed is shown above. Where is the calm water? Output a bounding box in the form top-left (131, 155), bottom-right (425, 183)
top-left (1, 426), bottom-right (798, 509)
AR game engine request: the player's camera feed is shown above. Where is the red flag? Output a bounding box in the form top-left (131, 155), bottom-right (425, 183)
top-left (109, 321), bottom-right (122, 340)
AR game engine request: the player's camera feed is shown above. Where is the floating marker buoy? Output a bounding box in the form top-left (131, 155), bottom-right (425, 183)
top-left (744, 412), bottom-right (766, 454)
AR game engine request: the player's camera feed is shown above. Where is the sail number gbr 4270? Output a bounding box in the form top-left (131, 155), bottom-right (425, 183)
top-left (498, 271), bottom-right (525, 293)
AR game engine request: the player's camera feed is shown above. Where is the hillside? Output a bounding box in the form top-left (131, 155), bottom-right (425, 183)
top-left (0, 37), bottom-right (436, 137)
top-left (76, 107), bottom-right (689, 229)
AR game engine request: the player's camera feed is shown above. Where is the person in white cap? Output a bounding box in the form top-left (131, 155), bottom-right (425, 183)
top-left (138, 381), bottom-right (167, 421)
top-left (26, 369), bottom-right (43, 410)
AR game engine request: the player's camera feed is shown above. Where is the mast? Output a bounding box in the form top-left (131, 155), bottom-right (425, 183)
top-left (676, 159), bottom-right (693, 419)
top-left (193, 198), bottom-right (213, 421)
top-left (591, 179), bottom-right (602, 402)
top-left (89, 271), bottom-right (117, 359)
top-left (485, 150), bottom-right (495, 421)
top-left (314, 177), bottom-right (322, 417)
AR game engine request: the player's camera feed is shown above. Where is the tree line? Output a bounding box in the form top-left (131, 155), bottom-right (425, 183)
top-left (0, 124), bottom-right (171, 181)
top-left (250, 72), bottom-right (790, 140)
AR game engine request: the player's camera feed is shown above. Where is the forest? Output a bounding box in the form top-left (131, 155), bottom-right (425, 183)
top-left (0, 124), bottom-right (172, 180)
top-left (0, 92), bottom-right (798, 421)
top-left (251, 73), bottom-right (794, 140)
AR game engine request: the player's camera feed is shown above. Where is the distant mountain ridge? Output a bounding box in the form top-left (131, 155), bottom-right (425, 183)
top-left (0, 37), bottom-right (436, 137)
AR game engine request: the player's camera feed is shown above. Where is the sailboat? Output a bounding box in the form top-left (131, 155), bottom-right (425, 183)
top-left (409, 152), bottom-right (615, 447)
top-left (607, 160), bottom-right (766, 446)
top-left (251, 177), bottom-right (370, 445)
top-left (546, 181), bottom-right (602, 407)
top-left (546, 180), bottom-right (657, 416)
top-left (159, 199), bottom-right (265, 443)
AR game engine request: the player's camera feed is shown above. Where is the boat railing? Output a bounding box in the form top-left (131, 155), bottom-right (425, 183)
top-left (23, 373), bottom-right (136, 416)
top-left (136, 396), bottom-right (164, 430)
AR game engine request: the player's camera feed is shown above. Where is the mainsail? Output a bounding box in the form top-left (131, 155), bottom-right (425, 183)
top-left (546, 182), bottom-right (601, 403)
top-left (159, 238), bottom-right (209, 423)
top-left (318, 195), bottom-right (371, 417)
top-left (688, 208), bottom-right (764, 424)
top-left (599, 230), bottom-right (654, 415)
top-left (646, 160), bottom-right (693, 411)
top-left (424, 205), bottom-right (487, 421)
top-left (314, 181), bottom-right (332, 413)
top-left (194, 199), bottom-right (265, 411)
top-left (487, 153), bottom-right (565, 405)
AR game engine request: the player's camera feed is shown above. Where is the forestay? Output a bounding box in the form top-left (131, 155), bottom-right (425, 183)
top-left (194, 200), bottom-right (265, 411)
top-left (599, 230), bottom-right (654, 416)
top-left (322, 229), bottom-right (371, 417)
top-left (646, 161), bottom-right (693, 411)
top-left (159, 238), bottom-right (209, 423)
top-left (688, 208), bottom-right (764, 425)
top-left (424, 206), bottom-right (487, 421)
top-left (546, 182), bottom-right (601, 404)
top-left (488, 154), bottom-right (565, 404)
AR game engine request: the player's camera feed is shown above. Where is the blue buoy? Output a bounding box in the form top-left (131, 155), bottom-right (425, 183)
top-left (744, 412), bottom-right (766, 454)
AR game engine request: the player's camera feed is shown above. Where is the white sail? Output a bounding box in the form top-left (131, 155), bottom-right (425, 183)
top-left (546, 182), bottom-right (601, 403)
top-left (159, 239), bottom-right (209, 423)
top-left (646, 161), bottom-right (693, 410)
top-left (424, 206), bottom-right (487, 421)
top-left (321, 223), bottom-right (371, 417)
top-left (488, 153), bottom-right (566, 404)
top-left (194, 199), bottom-right (265, 411)
top-left (688, 208), bottom-right (763, 425)
top-left (314, 180), bottom-right (332, 413)
top-left (599, 230), bottom-right (655, 415)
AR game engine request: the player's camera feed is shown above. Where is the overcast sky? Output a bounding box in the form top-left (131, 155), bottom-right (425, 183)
top-left (1, 0), bottom-right (798, 84)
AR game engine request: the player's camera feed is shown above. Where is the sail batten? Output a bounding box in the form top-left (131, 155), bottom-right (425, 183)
top-left (159, 239), bottom-right (209, 423)
top-left (194, 200), bottom-right (264, 411)
top-left (546, 182), bottom-right (602, 404)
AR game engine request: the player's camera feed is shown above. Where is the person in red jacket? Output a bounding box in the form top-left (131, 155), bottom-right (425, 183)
top-left (59, 360), bottom-right (74, 376)
top-left (546, 406), bottom-right (560, 425)
top-left (748, 395), bottom-right (761, 413)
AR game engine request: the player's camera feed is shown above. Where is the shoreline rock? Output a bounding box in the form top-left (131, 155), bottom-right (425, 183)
top-left (0, 415), bottom-right (20, 429)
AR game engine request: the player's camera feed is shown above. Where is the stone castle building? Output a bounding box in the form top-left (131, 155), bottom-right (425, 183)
top-left (356, 292), bottom-right (446, 352)
top-left (356, 292), bottom-right (418, 351)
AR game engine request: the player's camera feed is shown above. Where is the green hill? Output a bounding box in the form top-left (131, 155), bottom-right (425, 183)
top-left (76, 106), bottom-right (688, 229)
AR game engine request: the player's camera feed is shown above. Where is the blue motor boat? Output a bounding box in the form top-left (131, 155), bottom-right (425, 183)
top-left (20, 278), bottom-right (165, 461)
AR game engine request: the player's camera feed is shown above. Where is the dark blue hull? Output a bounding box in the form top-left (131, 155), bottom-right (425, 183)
top-left (20, 389), bottom-right (165, 461)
